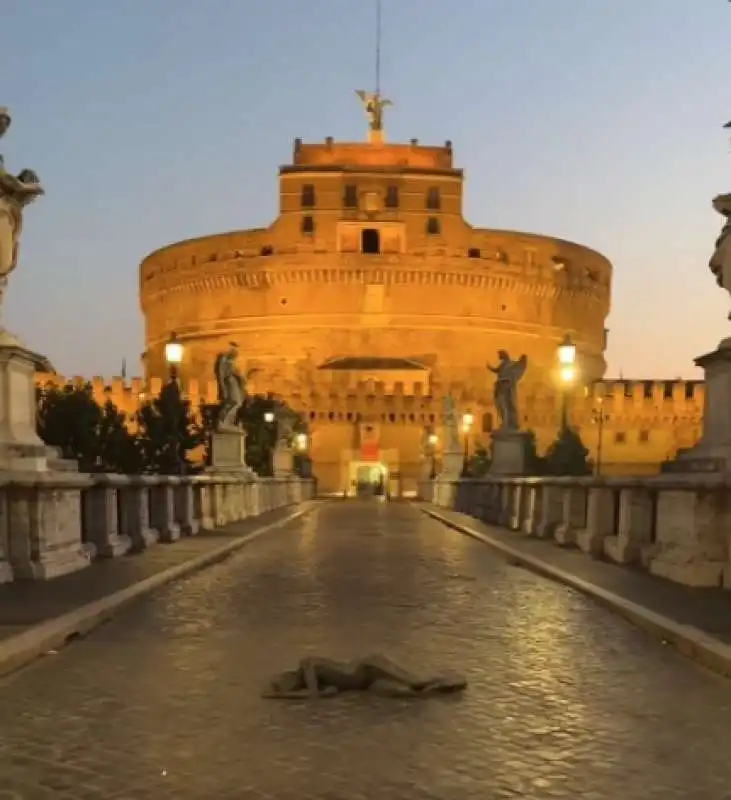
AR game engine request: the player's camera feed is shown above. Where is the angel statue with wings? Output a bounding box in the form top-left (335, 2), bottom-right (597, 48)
top-left (213, 343), bottom-right (260, 431)
top-left (355, 90), bottom-right (393, 132)
top-left (0, 107), bottom-right (44, 321)
top-left (487, 351), bottom-right (528, 432)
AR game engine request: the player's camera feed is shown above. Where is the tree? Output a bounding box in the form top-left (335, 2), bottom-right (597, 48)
top-left (237, 394), bottom-right (278, 475)
top-left (467, 445), bottom-right (491, 477)
top-left (135, 382), bottom-right (205, 474)
top-left (542, 426), bottom-right (591, 476)
top-left (36, 383), bottom-right (141, 473)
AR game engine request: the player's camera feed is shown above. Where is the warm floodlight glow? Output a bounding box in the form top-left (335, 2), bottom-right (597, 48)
top-left (557, 334), bottom-right (576, 366)
top-left (164, 333), bottom-right (183, 365)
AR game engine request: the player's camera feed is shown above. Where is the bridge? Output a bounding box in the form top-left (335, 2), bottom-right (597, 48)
top-left (1, 487), bottom-right (730, 797)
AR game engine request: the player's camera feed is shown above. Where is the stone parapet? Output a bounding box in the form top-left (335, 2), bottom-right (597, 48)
top-left (0, 472), bottom-right (316, 584)
top-left (421, 473), bottom-right (731, 589)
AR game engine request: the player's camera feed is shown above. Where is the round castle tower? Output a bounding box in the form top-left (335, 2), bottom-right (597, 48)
top-left (139, 114), bottom-right (612, 493)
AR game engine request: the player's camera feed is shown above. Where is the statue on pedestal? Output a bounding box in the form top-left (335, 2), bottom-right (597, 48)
top-left (487, 351), bottom-right (528, 432)
top-left (0, 107), bottom-right (44, 324)
top-left (213, 343), bottom-right (259, 431)
top-left (440, 395), bottom-right (461, 452)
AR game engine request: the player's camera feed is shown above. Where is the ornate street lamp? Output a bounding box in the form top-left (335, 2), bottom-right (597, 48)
top-left (591, 397), bottom-right (609, 476)
top-left (294, 432), bottom-right (308, 451)
top-left (163, 332), bottom-right (185, 474)
top-left (557, 334), bottom-right (577, 432)
top-left (164, 332), bottom-right (184, 381)
top-left (460, 413), bottom-right (474, 477)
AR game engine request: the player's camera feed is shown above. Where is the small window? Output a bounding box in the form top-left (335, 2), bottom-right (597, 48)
top-left (301, 215), bottom-right (314, 235)
top-left (260, 245), bottom-right (273, 256)
top-left (343, 184), bottom-right (358, 209)
top-left (614, 432), bottom-right (626, 445)
top-left (426, 187), bottom-right (441, 210)
top-left (385, 185), bottom-right (399, 209)
top-left (301, 184), bottom-right (315, 208)
top-left (468, 247), bottom-right (481, 258)
top-left (426, 217), bottom-right (440, 235)
top-left (639, 430), bottom-right (650, 443)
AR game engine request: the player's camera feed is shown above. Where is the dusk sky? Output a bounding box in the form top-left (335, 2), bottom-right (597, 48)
top-left (1, 0), bottom-right (729, 379)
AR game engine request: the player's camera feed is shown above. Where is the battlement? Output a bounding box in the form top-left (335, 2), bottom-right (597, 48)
top-left (288, 137), bottom-right (455, 171)
top-left (34, 372), bottom-right (705, 427)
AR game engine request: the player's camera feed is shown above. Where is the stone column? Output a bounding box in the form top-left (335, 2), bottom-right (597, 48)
top-left (120, 477), bottom-right (159, 551)
top-left (0, 485), bottom-right (13, 583)
top-left (508, 483), bottom-right (523, 531)
top-left (535, 482), bottom-right (564, 539)
top-left (576, 486), bottom-right (617, 556)
top-left (520, 483), bottom-right (542, 535)
top-left (604, 486), bottom-right (655, 565)
top-left (174, 480), bottom-right (199, 536)
top-left (149, 478), bottom-right (182, 543)
top-left (554, 485), bottom-right (587, 546)
top-left (83, 476), bottom-right (132, 557)
top-left (195, 479), bottom-right (215, 530)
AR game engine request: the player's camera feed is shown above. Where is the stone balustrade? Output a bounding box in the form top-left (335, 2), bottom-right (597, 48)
top-left (418, 474), bottom-right (731, 589)
top-left (0, 472), bottom-right (315, 584)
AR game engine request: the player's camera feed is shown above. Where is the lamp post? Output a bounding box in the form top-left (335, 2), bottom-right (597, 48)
top-left (163, 332), bottom-right (185, 474)
top-left (264, 410), bottom-right (275, 476)
top-left (591, 398), bottom-right (609, 477)
top-left (427, 432), bottom-right (438, 479)
top-left (557, 334), bottom-right (577, 433)
top-left (460, 412), bottom-right (474, 477)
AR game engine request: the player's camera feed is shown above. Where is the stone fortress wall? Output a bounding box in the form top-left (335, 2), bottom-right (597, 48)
top-left (35, 370), bottom-right (702, 480)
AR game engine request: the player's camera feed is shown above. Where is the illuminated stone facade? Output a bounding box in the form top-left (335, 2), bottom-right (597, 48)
top-left (38, 131), bottom-right (703, 492)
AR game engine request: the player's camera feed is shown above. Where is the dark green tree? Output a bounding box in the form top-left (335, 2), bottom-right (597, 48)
top-left (237, 394), bottom-right (278, 475)
top-left (135, 382), bottom-right (205, 474)
top-left (467, 445), bottom-right (491, 477)
top-left (36, 383), bottom-right (141, 473)
top-left (542, 426), bottom-right (591, 476)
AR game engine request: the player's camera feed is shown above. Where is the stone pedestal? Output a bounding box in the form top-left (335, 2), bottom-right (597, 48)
top-left (489, 430), bottom-right (531, 476)
top-left (663, 339), bottom-right (731, 476)
top-left (0, 340), bottom-right (63, 472)
top-left (273, 444), bottom-right (294, 476)
top-left (439, 449), bottom-right (463, 480)
top-left (210, 429), bottom-right (247, 472)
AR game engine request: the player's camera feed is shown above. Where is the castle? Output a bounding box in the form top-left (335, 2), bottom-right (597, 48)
top-left (36, 103), bottom-right (703, 493)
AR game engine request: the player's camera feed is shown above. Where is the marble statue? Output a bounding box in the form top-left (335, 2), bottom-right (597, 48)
top-left (487, 351), bottom-right (528, 432)
top-left (273, 399), bottom-right (298, 445)
top-left (355, 90), bottom-right (393, 132)
top-left (441, 395), bottom-right (462, 451)
top-left (0, 107), bottom-right (44, 321)
top-left (709, 192), bottom-right (731, 318)
top-left (262, 654), bottom-right (467, 699)
top-left (213, 344), bottom-right (259, 431)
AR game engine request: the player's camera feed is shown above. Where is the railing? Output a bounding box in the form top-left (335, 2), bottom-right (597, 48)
top-left (418, 474), bottom-right (730, 589)
top-left (0, 473), bottom-right (316, 583)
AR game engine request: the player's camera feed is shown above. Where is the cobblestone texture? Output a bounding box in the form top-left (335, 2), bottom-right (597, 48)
top-left (1, 500), bottom-right (731, 798)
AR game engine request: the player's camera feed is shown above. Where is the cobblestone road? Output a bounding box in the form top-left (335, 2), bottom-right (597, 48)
top-left (2, 501), bottom-right (731, 799)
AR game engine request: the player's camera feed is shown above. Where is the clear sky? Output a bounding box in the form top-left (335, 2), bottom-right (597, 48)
top-left (1, 0), bottom-right (729, 379)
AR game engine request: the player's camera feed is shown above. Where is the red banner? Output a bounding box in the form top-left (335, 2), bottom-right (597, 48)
top-left (360, 442), bottom-right (379, 461)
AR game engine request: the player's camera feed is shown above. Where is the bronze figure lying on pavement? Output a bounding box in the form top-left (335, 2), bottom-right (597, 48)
top-left (262, 654), bottom-right (467, 699)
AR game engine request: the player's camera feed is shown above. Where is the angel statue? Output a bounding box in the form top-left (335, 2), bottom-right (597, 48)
top-left (0, 107), bottom-right (44, 319)
top-left (272, 398), bottom-right (299, 446)
top-left (213, 343), bottom-right (260, 431)
top-left (355, 90), bottom-right (393, 132)
top-left (487, 351), bottom-right (528, 432)
top-left (709, 192), bottom-right (731, 319)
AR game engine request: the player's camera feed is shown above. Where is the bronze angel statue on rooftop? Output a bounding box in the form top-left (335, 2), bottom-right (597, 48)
top-left (487, 351), bottom-right (528, 432)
